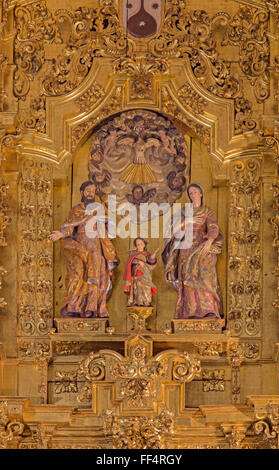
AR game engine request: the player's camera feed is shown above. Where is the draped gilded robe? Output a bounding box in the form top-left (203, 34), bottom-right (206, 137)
top-left (60, 202), bottom-right (119, 318)
top-left (162, 205), bottom-right (223, 319)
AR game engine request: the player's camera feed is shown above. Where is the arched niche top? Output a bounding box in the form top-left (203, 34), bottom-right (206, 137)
top-left (16, 57), bottom-right (260, 172)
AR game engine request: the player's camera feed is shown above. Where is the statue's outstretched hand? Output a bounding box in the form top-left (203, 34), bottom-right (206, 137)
top-left (150, 247), bottom-right (159, 258)
top-left (49, 231), bottom-right (63, 242)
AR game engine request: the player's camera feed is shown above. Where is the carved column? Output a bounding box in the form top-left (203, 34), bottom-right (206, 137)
top-left (227, 158), bottom-right (262, 338)
top-left (17, 158), bottom-right (53, 360)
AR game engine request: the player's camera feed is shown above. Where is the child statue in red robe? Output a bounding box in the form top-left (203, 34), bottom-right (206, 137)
top-left (123, 238), bottom-right (159, 307)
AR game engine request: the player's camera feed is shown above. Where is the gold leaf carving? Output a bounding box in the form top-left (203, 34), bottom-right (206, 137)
top-left (103, 408), bottom-right (174, 449)
top-left (75, 81), bottom-right (105, 112)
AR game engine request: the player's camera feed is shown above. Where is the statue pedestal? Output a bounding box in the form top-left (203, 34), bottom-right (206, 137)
top-left (54, 317), bottom-right (109, 334)
top-left (126, 306), bottom-right (153, 333)
top-left (172, 318), bottom-right (225, 334)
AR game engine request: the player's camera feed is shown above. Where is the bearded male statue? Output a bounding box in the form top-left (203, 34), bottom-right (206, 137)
top-left (50, 181), bottom-right (119, 318)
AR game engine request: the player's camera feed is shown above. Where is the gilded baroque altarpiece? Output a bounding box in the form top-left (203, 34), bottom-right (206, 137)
top-left (0, 0), bottom-right (279, 449)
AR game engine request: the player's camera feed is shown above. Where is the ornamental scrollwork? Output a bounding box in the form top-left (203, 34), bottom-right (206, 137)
top-left (178, 84), bottom-right (208, 115)
top-left (250, 403), bottom-right (279, 448)
top-left (222, 6), bottom-right (270, 103)
top-left (111, 343), bottom-right (165, 380)
top-left (0, 401), bottom-right (26, 449)
top-left (103, 408), bottom-right (174, 449)
top-left (265, 1), bottom-right (279, 26)
top-left (161, 86), bottom-right (210, 149)
top-left (77, 352), bottom-right (106, 403)
top-left (71, 86), bottom-right (123, 152)
top-left (78, 352), bottom-right (106, 382)
top-left (19, 95), bottom-right (46, 133)
top-left (150, 3), bottom-right (256, 133)
top-left (43, 2), bottom-right (133, 97)
top-left (14, 1), bottom-right (62, 100)
top-left (10, 0), bottom-right (266, 140)
top-left (172, 352), bottom-right (201, 383)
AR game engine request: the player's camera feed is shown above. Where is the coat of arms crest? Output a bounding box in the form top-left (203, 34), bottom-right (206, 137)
top-left (122, 0), bottom-right (162, 38)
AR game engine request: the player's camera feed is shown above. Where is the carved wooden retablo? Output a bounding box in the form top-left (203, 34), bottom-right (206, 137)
top-left (0, 0), bottom-right (279, 450)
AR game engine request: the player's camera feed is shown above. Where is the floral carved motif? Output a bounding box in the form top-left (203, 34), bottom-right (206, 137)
top-left (113, 56), bottom-right (169, 100)
top-left (75, 81), bottom-right (105, 112)
top-left (178, 84), bottom-right (208, 115)
top-left (54, 341), bottom-right (85, 356)
top-left (55, 371), bottom-right (78, 394)
top-left (194, 342), bottom-right (223, 357)
top-left (202, 369), bottom-right (225, 392)
top-left (18, 340), bottom-right (50, 359)
top-left (103, 408), bottom-right (174, 449)
top-left (71, 86), bottom-right (122, 151)
top-left (161, 87), bottom-right (210, 149)
top-left (228, 159), bottom-right (262, 338)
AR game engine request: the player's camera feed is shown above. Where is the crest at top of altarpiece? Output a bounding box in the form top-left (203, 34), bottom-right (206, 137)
top-left (122, 0), bottom-right (162, 38)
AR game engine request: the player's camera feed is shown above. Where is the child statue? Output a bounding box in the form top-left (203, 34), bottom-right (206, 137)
top-left (123, 237), bottom-right (159, 307)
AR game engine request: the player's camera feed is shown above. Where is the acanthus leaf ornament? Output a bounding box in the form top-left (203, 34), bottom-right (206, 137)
top-left (222, 6), bottom-right (270, 103)
top-left (14, 1), bottom-right (62, 100)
